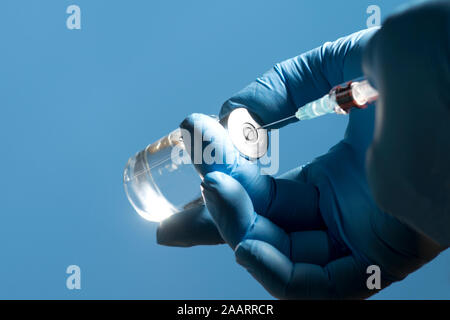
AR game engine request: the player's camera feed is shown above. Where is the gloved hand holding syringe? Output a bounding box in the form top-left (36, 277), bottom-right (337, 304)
top-left (257, 78), bottom-right (378, 130)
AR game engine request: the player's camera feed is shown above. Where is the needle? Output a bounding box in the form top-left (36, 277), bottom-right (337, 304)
top-left (256, 114), bottom-right (297, 130)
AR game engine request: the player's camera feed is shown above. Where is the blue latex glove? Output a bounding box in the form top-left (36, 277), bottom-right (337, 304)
top-left (362, 0), bottom-right (450, 246)
top-left (157, 6), bottom-right (447, 299)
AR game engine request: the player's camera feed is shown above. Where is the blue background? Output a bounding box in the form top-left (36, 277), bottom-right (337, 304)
top-left (0, 0), bottom-right (448, 299)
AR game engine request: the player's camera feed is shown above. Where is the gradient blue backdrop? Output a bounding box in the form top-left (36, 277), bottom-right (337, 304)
top-left (0, 0), bottom-right (448, 299)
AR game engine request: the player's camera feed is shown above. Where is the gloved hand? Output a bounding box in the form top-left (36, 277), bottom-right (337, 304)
top-left (157, 4), bottom-right (447, 298)
top-left (363, 0), bottom-right (450, 247)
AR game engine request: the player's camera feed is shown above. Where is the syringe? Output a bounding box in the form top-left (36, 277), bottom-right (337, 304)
top-left (258, 78), bottom-right (378, 130)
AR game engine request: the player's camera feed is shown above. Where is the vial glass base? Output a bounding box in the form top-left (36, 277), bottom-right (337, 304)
top-left (123, 128), bottom-right (203, 222)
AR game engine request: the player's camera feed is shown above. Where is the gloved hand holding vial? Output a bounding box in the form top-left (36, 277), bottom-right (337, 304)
top-left (124, 108), bottom-right (269, 222)
top-left (124, 0), bottom-right (449, 299)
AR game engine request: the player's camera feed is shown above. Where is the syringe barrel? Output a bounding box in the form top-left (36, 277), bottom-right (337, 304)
top-left (294, 78), bottom-right (378, 121)
top-left (295, 94), bottom-right (338, 120)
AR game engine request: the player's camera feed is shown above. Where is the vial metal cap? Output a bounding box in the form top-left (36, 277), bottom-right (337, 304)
top-left (221, 108), bottom-right (268, 159)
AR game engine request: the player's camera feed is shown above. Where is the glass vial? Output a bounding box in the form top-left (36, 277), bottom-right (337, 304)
top-left (123, 109), bottom-right (268, 222)
top-left (123, 128), bottom-right (203, 222)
